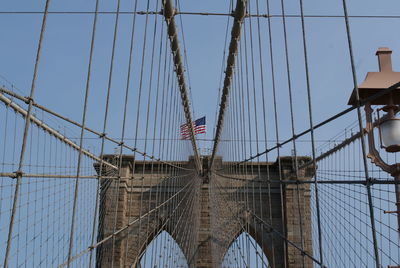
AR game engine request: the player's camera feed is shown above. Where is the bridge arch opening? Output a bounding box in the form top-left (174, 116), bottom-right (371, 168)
top-left (139, 230), bottom-right (188, 268)
top-left (222, 231), bottom-right (270, 268)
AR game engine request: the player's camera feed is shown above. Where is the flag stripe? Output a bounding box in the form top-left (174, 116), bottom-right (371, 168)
top-left (180, 116), bottom-right (206, 139)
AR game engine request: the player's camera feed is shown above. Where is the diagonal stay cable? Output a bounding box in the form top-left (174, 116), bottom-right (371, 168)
top-left (57, 173), bottom-right (195, 268)
top-left (212, 171), bottom-right (400, 185)
top-left (211, 176), bottom-right (271, 268)
top-left (135, 175), bottom-right (199, 264)
top-left (213, 175), bottom-right (323, 267)
top-left (210, 0), bottom-right (247, 169)
top-left (0, 88), bottom-right (190, 171)
top-left (221, 80), bottom-right (400, 170)
top-left (0, 93), bottom-right (117, 170)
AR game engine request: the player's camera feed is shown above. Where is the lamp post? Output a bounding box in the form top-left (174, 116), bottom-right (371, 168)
top-left (348, 47), bottom-right (400, 234)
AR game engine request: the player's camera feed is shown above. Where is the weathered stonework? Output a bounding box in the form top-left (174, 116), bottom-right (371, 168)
top-left (95, 155), bottom-right (313, 268)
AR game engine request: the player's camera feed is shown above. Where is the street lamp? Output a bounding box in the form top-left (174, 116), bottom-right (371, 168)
top-left (348, 47), bottom-right (400, 233)
top-left (378, 104), bottom-right (400, 152)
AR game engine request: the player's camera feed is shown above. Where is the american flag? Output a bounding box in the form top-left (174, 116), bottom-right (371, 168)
top-left (180, 116), bottom-right (206, 140)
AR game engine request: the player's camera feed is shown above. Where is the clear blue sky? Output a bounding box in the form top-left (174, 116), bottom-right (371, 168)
top-left (1, 0), bottom-right (400, 157)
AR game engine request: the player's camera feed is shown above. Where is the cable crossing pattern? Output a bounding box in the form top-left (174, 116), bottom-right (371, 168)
top-left (0, 0), bottom-right (400, 267)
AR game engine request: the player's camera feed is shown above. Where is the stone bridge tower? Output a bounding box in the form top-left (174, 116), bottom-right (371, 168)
top-left (95, 155), bottom-right (313, 268)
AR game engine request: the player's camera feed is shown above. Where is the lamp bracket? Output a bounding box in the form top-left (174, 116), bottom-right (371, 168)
top-left (365, 104), bottom-right (393, 174)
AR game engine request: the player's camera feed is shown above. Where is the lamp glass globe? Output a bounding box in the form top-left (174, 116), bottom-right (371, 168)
top-left (380, 119), bottom-right (400, 148)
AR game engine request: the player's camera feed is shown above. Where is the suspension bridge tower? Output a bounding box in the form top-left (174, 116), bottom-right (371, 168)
top-left (95, 155), bottom-right (314, 268)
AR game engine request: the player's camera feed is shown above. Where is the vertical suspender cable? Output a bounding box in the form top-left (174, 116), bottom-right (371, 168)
top-left (254, 0), bottom-right (275, 265)
top-left (162, 0), bottom-right (201, 173)
top-left (126, 0), bottom-right (151, 264)
top-left (279, 0), bottom-right (306, 265)
top-left (298, 0), bottom-right (325, 265)
top-left (341, 0), bottom-right (381, 267)
top-left (81, 0), bottom-right (101, 266)
top-left (265, 0), bottom-right (287, 265)
top-left (3, 1), bottom-right (51, 267)
top-left (83, 0), bottom-right (121, 266)
top-left (211, 0), bottom-right (247, 169)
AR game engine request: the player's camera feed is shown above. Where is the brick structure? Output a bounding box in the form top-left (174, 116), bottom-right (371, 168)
top-left (95, 155), bottom-right (314, 267)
